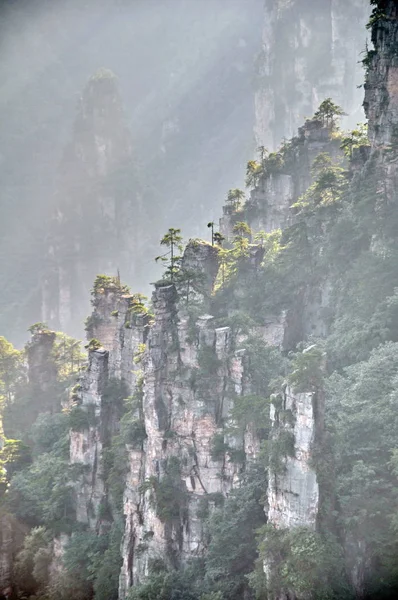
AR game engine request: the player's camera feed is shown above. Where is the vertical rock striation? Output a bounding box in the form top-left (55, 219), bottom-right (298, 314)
top-left (70, 280), bottom-right (149, 528)
top-left (255, 0), bottom-right (369, 150)
top-left (120, 242), bottom-right (254, 594)
top-left (267, 386), bottom-right (320, 531)
top-left (365, 1), bottom-right (398, 148)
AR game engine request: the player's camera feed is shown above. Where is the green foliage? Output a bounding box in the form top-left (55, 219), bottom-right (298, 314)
top-left (245, 160), bottom-right (262, 188)
top-left (85, 338), bottom-right (103, 351)
top-left (230, 394), bottom-right (270, 437)
top-left (93, 520), bottom-right (124, 600)
top-left (91, 274), bottom-right (130, 299)
top-left (28, 322), bottom-right (51, 334)
top-left (62, 530), bottom-right (108, 597)
top-left (119, 385), bottom-right (146, 449)
top-left (58, 521), bottom-right (123, 600)
top-left (367, 2), bottom-right (387, 29)
top-left (205, 464), bottom-right (267, 600)
top-left (7, 452), bottom-right (79, 533)
top-left (0, 335), bottom-right (25, 408)
top-left (288, 344), bottom-right (325, 392)
top-left (232, 220), bottom-right (251, 243)
top-left (257, 525), bottom-right (347, 599)
top-left (84, 312), bottom-right (103, 334)
top-left (175, 266), bottom-right (208, 305)
top-left (213, 230), bottom-right (285, 316)
top-left (0, 438), bottom-right (32, 487)
top-left (52, 333), bottom-right (86, 380)
top-left (127, 566), bottom-right (199, 600)
top-left (292, 153), bottom-right (347, 213)
top-left (326, 343), bottom-right (398, 570)
top-left (265, 428), bottom-right (295, 475)
top-left (313, 98), bottom-right (346, 130)
top-left (226, 188), bottom-right (245, 210)
top-left (156, 228), bottom-right (184, 282)
top-left (66, 403), bottom-right (97, 431)
top-left (141, 458), bottom-right (187, 524)
top-left (102, 377), bottom-right (129, 410)
top-left (244, 334), bottom-right (286, 396)
top-left (14, 526), bottom-right (52, 597)
top-left (210, 432), bottom-right (229, 461)
top-left (340, 123), bottom-right (369, 157)
top-left (30, 411), bottom-right (69, 457)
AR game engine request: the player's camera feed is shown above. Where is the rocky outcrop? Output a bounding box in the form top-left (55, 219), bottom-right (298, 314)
top-left (119, 279), bottom-right (250, 594)
top-left (364, 2), bottom-right (398, 148)
top-left (220, 119), bottom-right (343, 241)
top-left (180, 240), bottom-right (220, 297)
top-left (267, 386), bottom-right (320, 530)
top-left (70, 348), bottom-right (109, 526)
top-left (70, 280), bottom-right (149, 528)
top-left (255, 0), bottom-right (369, 150)
top-left (64, 242), bottom-right (263, 598)
top-left (25, 328), bottom-right (60, 421)
top-left (26, 330), bottom-right (57, 393)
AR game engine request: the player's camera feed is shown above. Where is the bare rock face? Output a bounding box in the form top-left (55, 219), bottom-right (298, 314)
top-left (24, 328), bottom-right (61, 422)
top-left (180, 240), bottom-right (220, 297)
top-left (26, 330), bottom-right (57, 393)
top-left (70, 348), bottom-right (109, 526)
top-left (267, 387), bottom-right (319, 529)
top-left (255, 0), bottom-right (369, 150)
top-left (365, 2), bottom-right (398, 148)
top-left (70, 281), bottom-right (149, 528)
top-left (119, 281), bottom-right (251, 594)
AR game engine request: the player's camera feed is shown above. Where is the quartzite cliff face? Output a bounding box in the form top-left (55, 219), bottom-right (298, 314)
top-left (16, 3), bottom-right (398, 600)
top-left (255, 0), bottom-right (370, 149)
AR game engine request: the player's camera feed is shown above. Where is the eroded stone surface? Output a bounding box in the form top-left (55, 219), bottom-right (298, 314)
top-left (267, 387), bottom-right (319, 529)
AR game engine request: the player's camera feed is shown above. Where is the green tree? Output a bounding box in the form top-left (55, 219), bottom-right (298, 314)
top-left (205, 464), bottom-right (267, 600)
top-left (0, 336), bottom-right (24, 408)
top-left (156, 228), bottom-right (184, 281)
top-left (293, 153), bottom-right (347, 212)
top-left (213, 232), bottom-right (225, 246)
top-left (14, 526), bottom-right (52, 597)
top-left (313, 98), bottom-right (346, 129)
top-left (340, 123), bottom-right (369, 157)
top-left (231, 221), bottom-right (252, 260)
top-left (207, 222), bottom-right (225, 247)
top-left (245, 160), bottom-right (262, 188)
top-left (28, 322), bottom-right (51, 335)
top-left (0, 439), bottom-right (32, 486)
top-left (226, 188), bottom-right (245, 210)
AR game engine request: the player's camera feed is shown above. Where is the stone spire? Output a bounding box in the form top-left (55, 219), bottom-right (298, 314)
top-left (42, 69), bottom-right (141, 338)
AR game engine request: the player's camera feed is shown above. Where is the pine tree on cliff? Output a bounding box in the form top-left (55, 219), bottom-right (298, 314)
top-left (314, 98), bottom-right (346, 129)
top-left (207, 222), bottom-right (225, 246)
top-left (226, 188), bottom-right (245, 210)
top-left (156, 228), bottom-right (184, 282)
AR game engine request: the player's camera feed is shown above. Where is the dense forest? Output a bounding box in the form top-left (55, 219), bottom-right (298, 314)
top-left (1, 1), bottom-right (398, 600)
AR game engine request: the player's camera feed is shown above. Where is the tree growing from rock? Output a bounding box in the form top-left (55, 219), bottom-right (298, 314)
top-left (226, 188), bottom-right (245, 210)
top-left (156, 228), bottom-right (184, 282)
top-left (314, 98), bottom-right (346, 130)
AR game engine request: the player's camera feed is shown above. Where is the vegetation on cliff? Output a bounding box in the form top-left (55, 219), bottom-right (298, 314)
top-left (1, 4), bottom-right (398, 599)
